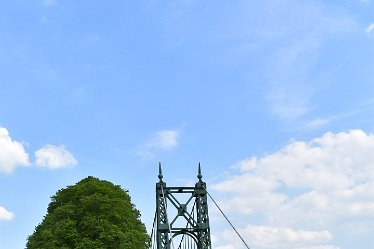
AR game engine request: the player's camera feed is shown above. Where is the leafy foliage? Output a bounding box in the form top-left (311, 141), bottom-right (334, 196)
top-left (26, 177), bottom-right (149, 249)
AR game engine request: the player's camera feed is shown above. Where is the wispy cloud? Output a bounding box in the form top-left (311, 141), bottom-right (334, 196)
top-left (260, 1), bottom-right (357, 123)
top-left (147, 130), bottom-right (179, 151)
top-left (365, 23), bottom-right (374, 37)
top-left (35, 145), bottom-right (78, 169)
top-left (265, 30), bottom-right (321, 122)
top-left (136, 129), bottom-right (180, 160)
top-left (211, 130), bottom-right (374, 248)
top-left (304, 118), bottom-right (331, 129)
top-left (299, 98), bottom-right (374, 131)
top-left (42, 0), bottom-right (57, 7)
top-left (0, 127), bottom-right (30, 174)
top-left (266, 84), bottom-right (310, 122)
top-left (0, 206), bottom-right (15, 221)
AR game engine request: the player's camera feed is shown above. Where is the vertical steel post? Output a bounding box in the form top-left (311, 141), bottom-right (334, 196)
top-left (195, 164), bottom-right (212, 249)
top-left (156, 164), bottom-right (170, 249)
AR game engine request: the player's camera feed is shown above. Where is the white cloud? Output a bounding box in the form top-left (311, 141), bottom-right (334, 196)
top-left (211, 130), bottom-right (374, 248)
top-left (214, 225), bottom-right (335, 249)
top-left (0, 127), bottom-right (30, 174)
top-left (147, 130), bottom-right (179, 151)
top-left (0, 206), bottom-right (15, 221)
top-left (298, 246), bottom-right (340, 249)
top-left (136, 129), bottom-right (180, 159)
top-left (231, 129), bottom-right (374, 191)
top-left (365, 23), bottom-right (374, 37)
top-left (213, 174), bottom-right (280, 194)
top-left (0, 127), bottom-right (77, 172)
top-left (35, 145), bottom-right (78, 169)
top-left (246, 226), bottom-right (333, 248)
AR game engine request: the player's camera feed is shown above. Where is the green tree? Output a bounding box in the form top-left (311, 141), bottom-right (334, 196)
top-left (26, 176), bottom-right (149, 249)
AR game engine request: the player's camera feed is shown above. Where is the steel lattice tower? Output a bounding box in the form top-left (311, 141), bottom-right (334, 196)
top-left (156, 164), bottom-right (212, 249)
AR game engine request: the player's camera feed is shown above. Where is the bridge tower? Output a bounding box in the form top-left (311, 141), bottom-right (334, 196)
top-left (155, 163), bottom-right (212, 249)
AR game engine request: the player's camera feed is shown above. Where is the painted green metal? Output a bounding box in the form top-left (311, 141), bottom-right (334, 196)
top-left (156, 163), bottom-right (212, 249)
top-left (156, 164), bottom-right (169, 248)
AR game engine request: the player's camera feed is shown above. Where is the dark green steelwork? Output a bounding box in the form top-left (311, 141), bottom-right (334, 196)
top-left (156, 163), bottom-right (212, 249)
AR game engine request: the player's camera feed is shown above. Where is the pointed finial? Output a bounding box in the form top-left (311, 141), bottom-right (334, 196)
top-left (158, 162), bottom-right (163, 181)
top-left (197, 162), bottom-right (202, 180)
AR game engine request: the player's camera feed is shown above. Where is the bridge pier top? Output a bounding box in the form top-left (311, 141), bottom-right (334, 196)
top-left (154, 163), bottom-right (212, 249)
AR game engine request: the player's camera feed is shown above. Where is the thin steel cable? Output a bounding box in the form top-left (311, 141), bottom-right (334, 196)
top-left (150, 210), bottom-right (157, 249)
top-left (154, 211), bottom-right (158, 249)
top-left (160, 183), bottom-right (176, 249)
top-left (203, 185), bottom-right (251, 249)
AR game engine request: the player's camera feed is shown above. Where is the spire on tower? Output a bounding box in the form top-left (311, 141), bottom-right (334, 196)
top-left (197, 162), bottom-right (203, 181)
top-left (158, 162), bottom-right (163, 182)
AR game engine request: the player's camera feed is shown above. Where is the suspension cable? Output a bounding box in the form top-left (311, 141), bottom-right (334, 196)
top-left (150, 210), bottom-right (157, 249)
top-left (160, 183), bottom-right (176, 249)
top-left (203, 185), bottom-right (251, 249)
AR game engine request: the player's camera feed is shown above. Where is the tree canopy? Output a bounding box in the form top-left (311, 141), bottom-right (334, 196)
top-left (26, 176), bottom-right (149, 249)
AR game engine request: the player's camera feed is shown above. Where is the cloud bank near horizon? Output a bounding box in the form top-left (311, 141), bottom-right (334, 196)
top-left (211, 129), bottom-right (374, 249)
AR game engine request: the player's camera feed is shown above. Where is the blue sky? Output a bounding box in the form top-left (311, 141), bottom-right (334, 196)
top-left (0, 0), bottom-right (373, 248)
